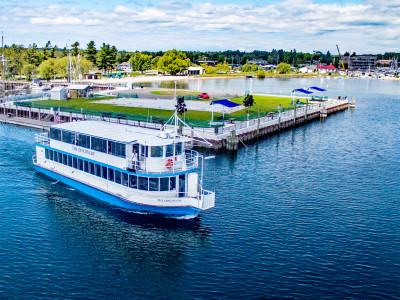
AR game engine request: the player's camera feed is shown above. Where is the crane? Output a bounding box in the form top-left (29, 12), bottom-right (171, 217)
top-left (336, 45), bottom-right (345, 69)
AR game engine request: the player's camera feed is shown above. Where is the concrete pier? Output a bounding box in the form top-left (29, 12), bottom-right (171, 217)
top-left (0, 98), bottom-right (349, 151)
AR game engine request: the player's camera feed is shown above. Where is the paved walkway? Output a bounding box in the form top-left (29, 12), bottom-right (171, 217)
top-left (95, 97), bottom-right (244, 113)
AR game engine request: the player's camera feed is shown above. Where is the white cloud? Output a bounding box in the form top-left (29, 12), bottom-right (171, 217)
top-left (2, 0), bottom-right (400, 52)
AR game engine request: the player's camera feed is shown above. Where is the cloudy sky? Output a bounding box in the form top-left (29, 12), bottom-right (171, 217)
top-left (1, 0), bottom-right (399, 54)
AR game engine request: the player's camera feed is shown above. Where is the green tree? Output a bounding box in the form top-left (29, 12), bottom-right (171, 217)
top-left (157, 50), bottom-right (190, 75)
top-left (130, 52), bottom-right (152, 73)
top-left (38, 58), bottom-right (56, 80)
top-left (175, 96), bottom-right (187, 115)
top-left (50, 45), bottom-right (58, 58)
top-left (61, 46), bottom-right (67, 58)
top-left (43, 41), bottom-right (51, 60)
top-left (257, 69), bottom-right (266, 79)
top-left (110, 46), bottom-right (118, 68)
top-left (71, 42), bottom-right (80, 56)
top-left (85, 41), bottom-right (97, 65)
top-left (23, 64), bottom-right (37, 81)
top-left (97, 43), bottom-right (113, 73)
top-left (276, 63), bottom-right (291, 74)
top-left (243, 94), bottom-right (255, 110)
top-left (26, 43), bottom-right (41, 66)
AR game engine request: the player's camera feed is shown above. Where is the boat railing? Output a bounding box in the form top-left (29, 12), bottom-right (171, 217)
top-left (35, 133), bottom-right (50, 146)
top-left (127, 150), bottom-right (199, 174)
top-left (200, 189), bottom-right (215, 210)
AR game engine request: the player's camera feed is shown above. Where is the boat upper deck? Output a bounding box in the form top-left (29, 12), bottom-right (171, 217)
top-left (52, 121), bottom-right (190, 146)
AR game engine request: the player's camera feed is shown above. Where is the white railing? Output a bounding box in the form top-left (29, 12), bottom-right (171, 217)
top-left (35, 133), bottom-right (50, 145)
top-left (201, 189), bottom-right (215, 210)
top-left (127, 150), bottom-right (199, 174)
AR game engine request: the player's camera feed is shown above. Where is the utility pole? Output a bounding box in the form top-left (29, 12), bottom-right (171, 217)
top-left (1, 31), bottom-right (5, 98)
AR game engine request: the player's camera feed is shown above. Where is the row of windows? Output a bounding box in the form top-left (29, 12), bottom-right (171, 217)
top-left (50, 128), bottom-right (126, 158)
top-left (45, 149), bottom-right (181, 192)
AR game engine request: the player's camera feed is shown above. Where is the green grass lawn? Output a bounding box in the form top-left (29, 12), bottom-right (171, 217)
top-left (228, 95), bottom-right (302, 116)
top-left (35, 94), bottom-right (302, 122)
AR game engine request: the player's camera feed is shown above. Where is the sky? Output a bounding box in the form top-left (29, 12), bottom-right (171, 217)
top-left (1, 0), bottom-right (399, 54)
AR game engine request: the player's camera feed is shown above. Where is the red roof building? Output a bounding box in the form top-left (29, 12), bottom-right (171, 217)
top-left (317, 63), bottom-right (338, 71)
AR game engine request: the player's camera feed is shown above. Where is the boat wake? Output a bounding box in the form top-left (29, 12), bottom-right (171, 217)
top-left (51, 180), bottom-right (59, 185)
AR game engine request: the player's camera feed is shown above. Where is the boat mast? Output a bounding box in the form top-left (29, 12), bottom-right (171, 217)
top-left (1, 31), bottom-right (5, 98)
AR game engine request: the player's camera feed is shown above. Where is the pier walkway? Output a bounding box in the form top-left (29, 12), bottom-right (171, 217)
top-left (0, 98), bottom-right (349, 150)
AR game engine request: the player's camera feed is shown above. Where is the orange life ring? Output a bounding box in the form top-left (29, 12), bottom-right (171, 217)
top-left (166, 158), bottom-right (174, 169)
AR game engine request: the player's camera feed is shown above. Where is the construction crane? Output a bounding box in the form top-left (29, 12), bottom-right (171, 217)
top-left (336, 45), bottom-right (345, 69)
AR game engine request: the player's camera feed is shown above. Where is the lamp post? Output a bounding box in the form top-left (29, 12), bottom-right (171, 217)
top-left (174, 80), bottom-right (177, 100)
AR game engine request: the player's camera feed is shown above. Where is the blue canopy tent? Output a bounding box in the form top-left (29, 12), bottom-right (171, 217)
top-left (210, 99), bottom-right (241, 122)
top-left (307, 86), bottom-right (327, 101)
top-left (308, 86), bottom-right (326, 92)
top-left (292, 88), bottom-right (313, 106)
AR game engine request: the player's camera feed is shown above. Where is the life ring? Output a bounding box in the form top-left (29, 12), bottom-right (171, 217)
top-left (166, 158), bottom-right (174, 169)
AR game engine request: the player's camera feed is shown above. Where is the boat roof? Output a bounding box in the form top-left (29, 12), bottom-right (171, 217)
top-left (51, 121), bottom-right (190, 146)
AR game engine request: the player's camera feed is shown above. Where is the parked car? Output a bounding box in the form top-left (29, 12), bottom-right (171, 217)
top-left (199, 92), bottom-right (210, 99)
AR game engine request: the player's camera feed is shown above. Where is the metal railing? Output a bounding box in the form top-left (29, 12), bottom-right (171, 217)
top-left (127, 150), bottom-right (199, 174)
top-left (35, 133), bottom-right (50, 145)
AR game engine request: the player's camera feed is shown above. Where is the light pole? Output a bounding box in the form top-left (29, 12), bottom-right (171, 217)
top-left (174, 81), bottom-right (177, 100)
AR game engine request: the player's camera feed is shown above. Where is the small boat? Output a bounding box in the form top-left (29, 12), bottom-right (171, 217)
top-left (33, 115), bottom-right (215, 217)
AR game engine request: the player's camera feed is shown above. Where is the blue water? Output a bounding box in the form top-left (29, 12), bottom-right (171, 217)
top-left (0, 78), bottom-right (399, 299)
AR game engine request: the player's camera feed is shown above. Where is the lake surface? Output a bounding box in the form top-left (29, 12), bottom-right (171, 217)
top-left (0, 78), bottom-right (399, 299)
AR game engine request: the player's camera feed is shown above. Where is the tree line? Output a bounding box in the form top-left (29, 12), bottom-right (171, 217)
top-left (1, 41), bottom-right (399, 80)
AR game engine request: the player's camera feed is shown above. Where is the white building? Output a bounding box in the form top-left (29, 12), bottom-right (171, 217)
top-left (185, 66), bottom-right (204, 76)
top-left (50, 87), bottom-right (68, 100)
top-left (117, 61), bottom-right (132, 71)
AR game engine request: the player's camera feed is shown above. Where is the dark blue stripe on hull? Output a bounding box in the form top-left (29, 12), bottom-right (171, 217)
top-left (34, 165), bottom-right (200, 217)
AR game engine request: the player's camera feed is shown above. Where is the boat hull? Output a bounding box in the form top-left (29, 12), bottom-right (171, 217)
top-left (34, 165), bottom-right (200, 217)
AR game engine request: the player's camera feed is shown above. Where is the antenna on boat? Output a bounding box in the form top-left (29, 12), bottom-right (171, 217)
top-left (163, 111), bottom-right (212, 147)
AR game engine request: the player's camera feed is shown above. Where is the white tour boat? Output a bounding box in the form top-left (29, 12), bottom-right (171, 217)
top-left (33, 118), bottom-right (215, 217)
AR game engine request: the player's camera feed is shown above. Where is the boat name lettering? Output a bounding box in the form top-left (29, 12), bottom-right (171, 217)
top-left (72, 146), bottom-right (95, 156)
top-left (157, 199), bottom-right (182, 203)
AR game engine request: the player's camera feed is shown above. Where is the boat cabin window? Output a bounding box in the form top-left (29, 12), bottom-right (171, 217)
top-left (166, 144), bottom-right (174, 157)
top-left (129, 175), bottom-right (137, 189)
top-left (170, 177), bottom-right (176, 191)
top-left (149, 178), bottom-right (159, 191)
top-left (150, 146), bottom-right (163, 158)
top-left (76, 133), bottom-right (90, 148)
top-left (122, 173), bottom-right (128, 187)
top-left (108, 141), bottom-right (126, 158)
top-left (115, 170), bottom-right (121, 184)
top-left (139, 177), bottom-right (149, 190)
top-left (91, 137), bottom-right (107, 153)
top-left (160, 177), bottom-right (169, 191)
top-left (175, 143), bottom-right (183, 155)
top-left (50, 128), bottom-right (62, 141)
top-left (140, 145), bottom-right (148, 158)
top-left (62, 130), bottom-right (75, 145)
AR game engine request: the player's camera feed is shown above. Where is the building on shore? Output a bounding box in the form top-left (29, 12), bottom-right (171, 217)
top-left (317, 63), bottom-right (338, 74)
top-left (342, 55), bottom-right (377, 71)
top-left (185, 66), bottom-right (205, 76)
top-left (68, 84), bottom-right (92, 98)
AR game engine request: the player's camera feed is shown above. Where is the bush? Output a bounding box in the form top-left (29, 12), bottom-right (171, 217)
top-left (257, 69), bottom-right (266, 79)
